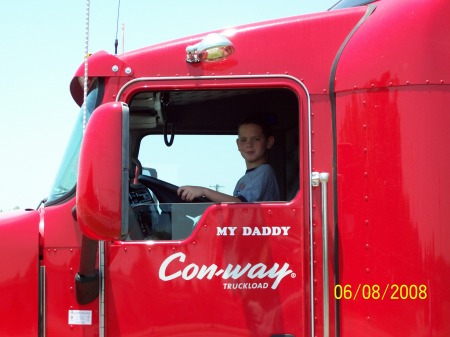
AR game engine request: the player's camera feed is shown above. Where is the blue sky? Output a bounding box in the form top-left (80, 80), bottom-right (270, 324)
top-left (0, 0), bottom-right (336, 211)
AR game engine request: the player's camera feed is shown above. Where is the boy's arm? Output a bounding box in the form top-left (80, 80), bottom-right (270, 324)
top-left (177, 186), bottom-right (240, 203)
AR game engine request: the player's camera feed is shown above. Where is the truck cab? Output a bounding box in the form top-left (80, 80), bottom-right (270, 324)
top-left (1, 0), bottom-right (450, 336)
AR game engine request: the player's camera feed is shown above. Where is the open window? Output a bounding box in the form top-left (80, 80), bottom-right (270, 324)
top-left (126, 86), bottom-right (300, 240)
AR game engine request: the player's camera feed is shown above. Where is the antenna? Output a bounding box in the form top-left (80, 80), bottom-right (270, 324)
top-left (114, 0), bottom-right (121, 54)
top-left (82, 0), bottom-right (91, 134)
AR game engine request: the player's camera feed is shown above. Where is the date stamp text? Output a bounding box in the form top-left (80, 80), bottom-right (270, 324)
top-left (334, 284), bottom-right (427, 300)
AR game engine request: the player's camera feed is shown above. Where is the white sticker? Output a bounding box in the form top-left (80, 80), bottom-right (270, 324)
top-left (68, 310), bottom-right (92, 325)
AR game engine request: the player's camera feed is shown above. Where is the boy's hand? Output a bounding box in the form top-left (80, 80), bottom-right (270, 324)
top-left (177, 186), bottom-right (205, 202)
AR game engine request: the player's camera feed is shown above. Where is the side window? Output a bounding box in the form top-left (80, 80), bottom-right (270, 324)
top-left (130, 135), bottom-right (241, 240)
top-left (139, 135), bottom-right (243, 194)
top-left (126, 87), bottom-right (300, 241)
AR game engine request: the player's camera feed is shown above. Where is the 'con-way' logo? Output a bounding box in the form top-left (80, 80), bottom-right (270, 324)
top-left (159, 252), bottom-right (294, 289)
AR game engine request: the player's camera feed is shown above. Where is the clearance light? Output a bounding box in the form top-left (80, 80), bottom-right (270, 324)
top-left (186, 33), bottom-right (235, 63)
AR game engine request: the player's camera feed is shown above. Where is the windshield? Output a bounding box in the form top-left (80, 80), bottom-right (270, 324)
top-left (330, 0), bottom-right (376, 9)
top-left (47, 84), bottom-right (101, 203)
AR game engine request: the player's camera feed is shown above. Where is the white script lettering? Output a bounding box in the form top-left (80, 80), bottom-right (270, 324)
top-left (159, 252), bottom-right (293, 289)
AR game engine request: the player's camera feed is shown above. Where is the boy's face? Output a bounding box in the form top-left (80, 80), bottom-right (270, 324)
top-left (236, 123), bottom-right (274, 169)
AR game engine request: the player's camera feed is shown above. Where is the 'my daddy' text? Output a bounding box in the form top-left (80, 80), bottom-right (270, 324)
top-left (217, 226), bottom-right (291, 236)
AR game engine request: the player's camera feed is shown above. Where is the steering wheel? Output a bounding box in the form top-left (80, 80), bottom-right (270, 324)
top-left (138, 175), bottom-right (211, 203)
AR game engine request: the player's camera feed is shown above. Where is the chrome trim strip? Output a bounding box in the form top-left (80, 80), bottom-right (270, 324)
top-left (39, 266), bottom-right (46, 337)
top-left (320, 173), bottom-right (330, 337)
top-left (121, 103), bottom-right (130, 238)
top-left (99, 241), bottom-right (105, 337)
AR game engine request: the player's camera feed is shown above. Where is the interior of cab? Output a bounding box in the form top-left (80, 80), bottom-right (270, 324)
top-left (126, 87), bottom-right (300, 240)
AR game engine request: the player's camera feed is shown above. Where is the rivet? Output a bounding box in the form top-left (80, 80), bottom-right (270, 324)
top-left (125, 67), bottom-right (132, 75)
top-left (112, 65), bottom-right (119, 72)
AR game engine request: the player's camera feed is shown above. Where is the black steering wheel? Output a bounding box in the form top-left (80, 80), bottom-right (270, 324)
top-left (138, 175), bottom-right (211, 203)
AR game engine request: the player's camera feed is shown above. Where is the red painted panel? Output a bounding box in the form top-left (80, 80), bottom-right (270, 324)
top-left (336, 86), bottom-right (450, 336)
top-left (105, 203), bottom-right (308, 336)
top-left (42, 201), bottom-right (99, 337)
top-left (335, 0), bottom-right (450, 91)
top-left (44, 247), bottom-right (99, 337)
top-left (71, 8), bottom-right (366, 103)
top-left (0, 210), bottom-right (39, 336)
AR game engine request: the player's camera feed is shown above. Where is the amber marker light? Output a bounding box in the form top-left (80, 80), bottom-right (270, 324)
top-left (186, 33), bottom-right (235, 63)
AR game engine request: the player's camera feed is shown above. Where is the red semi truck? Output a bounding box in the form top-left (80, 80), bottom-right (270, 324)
top-left (1, 0), bottom-right (449, 336)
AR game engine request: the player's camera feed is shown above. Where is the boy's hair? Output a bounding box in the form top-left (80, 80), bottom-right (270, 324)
top-left (237, 114), bottom-right (273, 138)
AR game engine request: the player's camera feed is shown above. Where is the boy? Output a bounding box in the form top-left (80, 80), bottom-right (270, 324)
top-left (177, 116), bottom-right (280, 202)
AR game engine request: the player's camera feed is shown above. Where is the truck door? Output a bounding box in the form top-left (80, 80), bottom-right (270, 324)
top-left (96, 77), bottom-right (316, 336)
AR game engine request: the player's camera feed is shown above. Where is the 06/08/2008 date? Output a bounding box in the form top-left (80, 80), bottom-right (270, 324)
top-left (334, 284), bottom-right (427, 300)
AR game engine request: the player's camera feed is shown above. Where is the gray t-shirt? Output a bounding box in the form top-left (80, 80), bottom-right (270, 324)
top-left (233, 163), bottom-right (280, 202)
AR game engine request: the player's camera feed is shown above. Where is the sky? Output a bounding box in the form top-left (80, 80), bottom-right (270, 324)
top-left (0, 0), bottom-right (337, 211)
